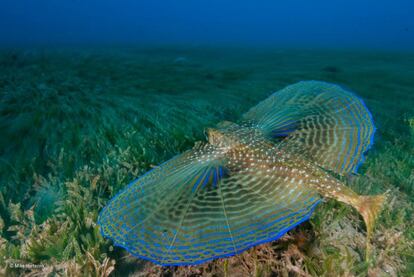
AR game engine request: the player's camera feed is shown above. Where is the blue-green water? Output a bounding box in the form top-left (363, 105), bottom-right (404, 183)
top-left (1, 1), bottom-right (414, 50)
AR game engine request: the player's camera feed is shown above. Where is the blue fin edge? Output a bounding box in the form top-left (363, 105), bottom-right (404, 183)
top-left (340, 83), bottom-right (376, 174)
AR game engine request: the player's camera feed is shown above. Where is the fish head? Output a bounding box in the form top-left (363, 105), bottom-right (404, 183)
top-left (206, 128), bottom-right (241, 149)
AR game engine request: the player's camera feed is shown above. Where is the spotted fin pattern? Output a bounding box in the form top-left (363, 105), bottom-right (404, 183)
top-left (243, 81), bottom-right (376, 174)
top-left (98, 142), bottom-right (320, 266)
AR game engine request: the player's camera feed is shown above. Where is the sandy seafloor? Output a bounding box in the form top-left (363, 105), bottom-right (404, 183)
top-left (0, 47), bottom-right (413, 276)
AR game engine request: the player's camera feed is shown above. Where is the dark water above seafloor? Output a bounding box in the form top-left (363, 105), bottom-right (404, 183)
top-left (1, 0), bottom-right (414, 50)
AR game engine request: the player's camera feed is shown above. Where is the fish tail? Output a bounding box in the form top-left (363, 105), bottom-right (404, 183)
top-left (355, 194), bottom-right (386, 236)
top-left (354, 194), bottom-right (386, 260)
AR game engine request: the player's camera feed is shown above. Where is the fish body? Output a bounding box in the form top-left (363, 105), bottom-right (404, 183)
top-left (208, 123), bottom-right (384, 238)
top-left (98, 81), bottom-right (384, 265)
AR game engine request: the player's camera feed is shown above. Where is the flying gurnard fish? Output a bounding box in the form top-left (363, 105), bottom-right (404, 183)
top-left (98, 81), bottom-right (385, 266)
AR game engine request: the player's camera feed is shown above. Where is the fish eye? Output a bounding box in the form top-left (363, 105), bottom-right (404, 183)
top-left (203, 128), bottom-right (209, 138)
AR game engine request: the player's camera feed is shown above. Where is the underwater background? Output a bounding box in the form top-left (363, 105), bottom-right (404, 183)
top-left (0, 1), bottom-right (413, 276)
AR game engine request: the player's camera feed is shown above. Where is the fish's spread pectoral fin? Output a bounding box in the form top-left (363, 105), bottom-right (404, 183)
top-left (98, 141), bottom-right (322, 266)
top-left (243, 81), bottom-right (376, 176)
